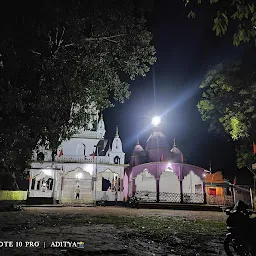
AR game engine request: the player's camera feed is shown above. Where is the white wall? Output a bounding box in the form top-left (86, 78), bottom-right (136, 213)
top-left (29, 162), bottom-right (125, 203)
top-left (182, 171), bottom-right (203, 194)
top-left (159, 170), bottom-right (180, 193)
top-left (61, 168), bottom-right (93, 203)
top-left (135, 169), bottom-right (156, 192)
top-left (61, 138), bottom-right (99, 157)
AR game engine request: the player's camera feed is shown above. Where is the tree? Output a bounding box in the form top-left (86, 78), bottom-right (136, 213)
top-left (184, 0), bottom-right (256, 46)
top-left (197, 50), bottom-right (256, 175)
top-left (0, 0), bottom-right (156, 189)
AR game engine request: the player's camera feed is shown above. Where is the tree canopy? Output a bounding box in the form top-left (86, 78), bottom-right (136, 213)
top-left (197, 49), bottom-right (256, 172)
top-left (0, 0), bottom-right (156, 189)
top-left (184, 0), bottom-right (256, 46)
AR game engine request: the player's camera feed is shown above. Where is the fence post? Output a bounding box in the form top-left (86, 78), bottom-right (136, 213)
top-left (250, 188), bottom-right (254, 209)
top-left (156, 179), bottom-right (159, 202)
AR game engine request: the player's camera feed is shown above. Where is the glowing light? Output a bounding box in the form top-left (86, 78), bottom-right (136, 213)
top-left (166, 163), bottom-right (173, 172)
top-left (203, 173), bottom-right (206, 177)
top-left (152, 116), bottom-right (161, 126)
top-left (43, 169), bottom-right (53, 176)
top-left (166, 167), bottom-right (173, 172)
top-left (76, 173), bottom-right (83, 179)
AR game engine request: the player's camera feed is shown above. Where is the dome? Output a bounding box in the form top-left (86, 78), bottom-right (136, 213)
top-left (170, 147), bottom-right (182, 154)
top-left (146, 128), bottom-right (171, 162)
top-left (133, 144), bottom-right (145, 155)
top-left (145, 128), bottom-right (169, 151)
top-left (130, 138), bottom-right (146, 166)
top-left (170, 138), bottom-right (184, 163)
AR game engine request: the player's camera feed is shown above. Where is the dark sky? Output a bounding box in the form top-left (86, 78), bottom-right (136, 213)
top-left (104, 0), bottom-right (252, 184)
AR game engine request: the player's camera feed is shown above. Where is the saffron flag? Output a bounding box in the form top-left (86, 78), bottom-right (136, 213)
top-left (59, 148), bottom-right (63, 157)
top-left (253, 142), bottom-right (256, 155)
top-left (211, 173), bottom-right (214, 183)
top-left (233, 176), bottom-right (237, 185)
top-left (160, 154), bottom-right (164, 162)
top-left (91, 152), bottom-right (95, 160)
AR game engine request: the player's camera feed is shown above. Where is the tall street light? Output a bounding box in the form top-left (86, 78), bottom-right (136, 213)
top-left (93, 145), bottom-right (98, 206)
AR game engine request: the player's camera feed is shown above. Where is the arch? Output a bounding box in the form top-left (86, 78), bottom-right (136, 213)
top-left (159, 169), bottom-right (180, 194)
top-left (182, 170), bottom-right (203, 194)
top-left (114, 156), bottom-right (120, 164)
top-left (37, 152), bottom-right (45, 161)
top-left (61, 167), bottom-right (92, 203)
top-left (65, 167), bottom-right (91, 179)
top-left (135, 169), bottom-right (156, 192)
top-left (96, 169), bottom-right (119, 192)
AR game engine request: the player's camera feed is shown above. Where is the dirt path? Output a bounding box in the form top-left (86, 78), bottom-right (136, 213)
top-left (24, 206), bottom-right (226, 220)
top-left (0, 207), bottom-right (227, 256)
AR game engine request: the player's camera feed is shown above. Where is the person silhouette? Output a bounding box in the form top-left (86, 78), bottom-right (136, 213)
top-left (75, 186), bottom-right (80, 200)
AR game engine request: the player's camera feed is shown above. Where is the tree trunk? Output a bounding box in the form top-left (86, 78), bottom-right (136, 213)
top-left (11, 172), bottom-right (19, 190)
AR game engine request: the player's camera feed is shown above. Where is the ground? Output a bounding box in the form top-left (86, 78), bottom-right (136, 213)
top-left (0, 206), bottom-right (229, 256)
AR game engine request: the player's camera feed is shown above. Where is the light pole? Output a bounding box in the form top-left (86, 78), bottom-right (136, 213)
top-left (94, 145), bottom-right (98, 206)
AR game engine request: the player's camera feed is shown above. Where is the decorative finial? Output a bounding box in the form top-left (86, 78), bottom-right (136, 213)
top-left (173, 138), bottom-right (176, 147)
top-left (136, 136), bottom-right (139, 145)
top-left (100, 113), bottom-right (103, 120)
top-left (115, 125), bottom-right (119, 138)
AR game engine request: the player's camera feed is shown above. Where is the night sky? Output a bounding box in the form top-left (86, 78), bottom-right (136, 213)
top-left (104, 0), bottom-right (252, 184)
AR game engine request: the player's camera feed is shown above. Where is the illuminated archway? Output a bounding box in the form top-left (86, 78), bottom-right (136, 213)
top-left (135, 169), bottom-right (156, 192)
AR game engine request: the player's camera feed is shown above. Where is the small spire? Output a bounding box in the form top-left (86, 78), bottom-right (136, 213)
top-left (115, 125), bottom-right (119, 138)
top-left (100, 113), bottom-right (103, 120)
top-left (173, 138), bottom-right (176, 147)
top-left (136, 136), bottom-right (139, 145)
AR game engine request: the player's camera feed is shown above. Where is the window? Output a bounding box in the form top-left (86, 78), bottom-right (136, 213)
top-left (102, 177), bottom-right (111, 191)
top-left (195, 184), bottom-right (202, 194)
top-left (114, 156), bottom-right (120, 164)
top-left (37, 152), bottom-right (45, 161)
top-left (209, 188), bottom-right (216, 195)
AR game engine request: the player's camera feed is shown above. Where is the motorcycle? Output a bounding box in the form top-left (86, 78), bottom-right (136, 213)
top-left (224, 201), bottom-right (256, 256)
top-left (128, 194), bottom-right (140, 208)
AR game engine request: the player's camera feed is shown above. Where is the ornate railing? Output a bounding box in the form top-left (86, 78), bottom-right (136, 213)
top-left (159, 192), bottom-right (181, 203)
top-left (136, 191), bottom-right (157, 202)
top-left (31, 154), bottom-right (118, 164)
top-left (183, 193), bottom-right (204, 203)
top-left (72, 130), bottom-right (98, 139)
top-left (207, 195), bottom-right (234, 206)
top-left (136, 191), bottom-right (204, 203)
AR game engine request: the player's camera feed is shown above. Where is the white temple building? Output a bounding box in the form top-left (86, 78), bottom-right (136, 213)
top-left (27, 106), bottom-right (126, 204)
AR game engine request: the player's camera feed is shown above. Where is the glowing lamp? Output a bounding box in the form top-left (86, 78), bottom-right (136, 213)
top-left (76, 173), bottom-right (83, 179)
top-left (152, 116), bottom-right (161, 126)
top-left (43, 169), bottom-right (52, 176)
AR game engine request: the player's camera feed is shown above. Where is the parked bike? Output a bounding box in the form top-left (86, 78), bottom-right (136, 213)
top-left (224, 200), bottom-right (256, 256)
top-left (128, 194), bottom-right (140, 208)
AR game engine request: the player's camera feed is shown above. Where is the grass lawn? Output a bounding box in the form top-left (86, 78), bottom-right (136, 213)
top-left (0, 207), bottom-right (227, 255)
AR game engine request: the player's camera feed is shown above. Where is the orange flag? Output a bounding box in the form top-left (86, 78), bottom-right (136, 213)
top-left (233, 176), bottom-right (237, 185)
top-left (160, 154), bottom-right (164, 162)
top-left (253, 142), bottom-right (256, 155)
